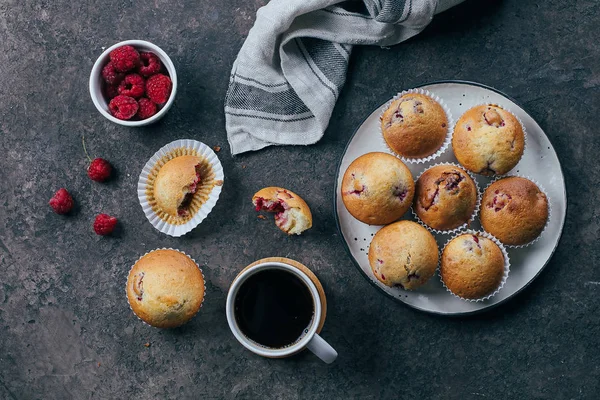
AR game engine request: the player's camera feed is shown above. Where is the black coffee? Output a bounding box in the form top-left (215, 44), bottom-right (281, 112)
top-left (234, 269), bottom-right (314, 348)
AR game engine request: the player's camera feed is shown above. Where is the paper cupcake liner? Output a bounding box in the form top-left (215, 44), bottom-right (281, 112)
top-left (137, 139), bottom-right (224, 237)
top-left (480, 175), bottom-right (551, 248)
top-left (452, 102), bottom-right (528, 175)
top-left (439, 230), bottom-right (510, 302)
top-left (411, 162), bottom-right (481, 235)
top-left (126, 247), bottom-right (206, 328)
top-left (379, 88), bottom-right (454, 164)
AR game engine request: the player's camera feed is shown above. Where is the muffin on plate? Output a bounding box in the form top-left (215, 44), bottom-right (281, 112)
top-left (253, 187), bottom-right (312, 235)
top-left (480, 177), bottom-right (548, 246)
top-left (368, 220), bottom-right (439, 289)
top-left (341, 152), bottom-right (414, 225)
top-left (440, 233), bottom-right (506, 300)
top-left (127, 249), bottom-right (205, 328)
top-left (153, 155), bottom-right (203, 218)
top-left (413, 164), bottom-right (478, 231)
top-left (452, 104), bottom-right (525, 176)
top-left (380, 93), bottom-right (448, 159)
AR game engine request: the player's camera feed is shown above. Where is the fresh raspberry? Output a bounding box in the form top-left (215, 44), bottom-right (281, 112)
top-left (93, 214), bottom-right (118, 235)
top-left (108, 95), bottom-right (139, 120)
top-left (49, 188), bottom-right (74, 214)
top-left (136, 98), bottom-right (157, 119)
top-left (104, 84), bottom-right (119, 99)
top-left (118, 74), bottom-right (145, 98)
top-left (101, 62), bottom-right (125, 85)
top-left (146, 74), bottom-right (172, 104)
top-left (109, 45), bottom-right (140, 72)
top-left (137, 52), bottom-right (162, 77)
top-left (88, 158), bottom-right (112, 182)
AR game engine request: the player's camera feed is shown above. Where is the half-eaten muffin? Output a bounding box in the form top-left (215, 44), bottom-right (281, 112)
top-left (252, 187), bottom-right (312, 235)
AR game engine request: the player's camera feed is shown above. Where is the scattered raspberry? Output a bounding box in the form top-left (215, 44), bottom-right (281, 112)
top-left (108, 95), bottom-right (139, 120)
top-left (118, 74), bottom-right (145, 98)
top-left (137, 52), bottom-right (162, 77)
top-left (146, 74), bottom-right (172, 104)
top-left (93, 214), bottom-right (118, 235)
top-left (49, 188), bottom-right (74, 214)
top-left (88, 158), bottom-right (112, 182)
top-left (109, 45), bottom-right (140, 72)
top-left (104, 84), bottom-right (119, 99)
top-left (213, 146), bottom-right (221, 152)
top-left (136, 98), bottom-right (157, 119)
top-left (101, 62), bottom-right (125, 85)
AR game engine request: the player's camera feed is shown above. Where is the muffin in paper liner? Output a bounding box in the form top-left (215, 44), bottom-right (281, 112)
top-left (439, 230), bottom-right (510, 302)
top-left (379, 88), bottom-right (454, 164)
top-left (479, 175), bottom-right (551, 248)
top-left (137, 139), bottom-right (224, 237)
top-left (411, 162), bottom-right (481, 235)
top-left (451, 102), bottom-right (528, 176)
top-left (126, 247), bottom-right (206, 328)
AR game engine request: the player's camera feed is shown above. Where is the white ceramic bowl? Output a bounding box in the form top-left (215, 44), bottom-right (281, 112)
top-left (89, 40), bottom-right (177, 126)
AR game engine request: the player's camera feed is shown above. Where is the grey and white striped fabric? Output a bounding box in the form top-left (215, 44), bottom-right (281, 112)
top-left (225, 0), bottom-right (464, 155)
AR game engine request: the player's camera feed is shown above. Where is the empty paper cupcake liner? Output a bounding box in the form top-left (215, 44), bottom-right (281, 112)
top-left (480, 175), bottom-right (551, 248)
top-left (379, 88), bottom-right (454, 164)
top-left (411, 162), bottom-right (481, 236)
top-left (452, 102), bottom-right (528, 175)
top-left (137, 139), bottom-right (224, 237)
top-left (126, 247), bottom-right (206, 328)
top-left (439, 230), bottom-right (510, 302)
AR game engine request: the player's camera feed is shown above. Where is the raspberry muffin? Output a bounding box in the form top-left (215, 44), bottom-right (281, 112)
top-left (253, 187), bottom-right (312, 235)
top-left (441, 233), bottom-right (506, 300)
top-left (453, 104), bottom-right (525, 175)
top-left (368, 221), bottom-right (439, 290)
top-left (381, 93), bottom-right (448, 159)
top-left (341, 152), bottom-right (415, 225)
top-left (127, 249), bottom-right (205, 328)
top-left (413, 164), bottom-right (478, 231)
top-left (153, 155), bottom-right (203, 218)
top-left (480, 177), bottom-right (549, 246)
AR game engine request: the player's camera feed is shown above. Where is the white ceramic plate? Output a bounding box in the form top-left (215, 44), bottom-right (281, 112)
top-left (334, 81), bottom-right (567, 315)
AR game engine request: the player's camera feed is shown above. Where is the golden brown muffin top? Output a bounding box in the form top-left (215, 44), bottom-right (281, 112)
top-left (154, 155), bottom-right (202, 217)
top-left (480, 177), bottom-right (548, 246)
top-left (414, 164), bottom-right (478, 231)
top-left (441, 234), bottom-right (505, 300)
top-left (368, 220), bottom-right (439, 289)
top-left (381, 93), bottom-right (448, 159)
top-left (126, 249), bottom-right (205, 328)
top-left (452, 104), bottom-right (525, 176)
top-left (341, 152), bottom-right (414, 225)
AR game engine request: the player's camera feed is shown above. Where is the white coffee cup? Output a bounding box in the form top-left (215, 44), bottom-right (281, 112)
top-left (226, 262), bottom-right (338, 364)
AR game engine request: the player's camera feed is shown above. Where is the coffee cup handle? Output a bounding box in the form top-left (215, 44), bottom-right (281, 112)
top-left (306, 333), bottom-right (337, 364)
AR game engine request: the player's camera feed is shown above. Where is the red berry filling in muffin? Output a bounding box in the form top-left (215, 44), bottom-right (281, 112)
top-left (486, 190), bottom-right (512, 212)
top-left (422, 171), bottom-right (465, 210)
top-left (177, 165), bottom-right (202, 216)
top-left (133, 272), bottom-right (145, 301)
top-left (253, 188), bottom-right (311, 235)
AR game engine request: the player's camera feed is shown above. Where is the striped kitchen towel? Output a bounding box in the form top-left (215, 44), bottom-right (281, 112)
top-left (225, 0), bottom-right (464, 155)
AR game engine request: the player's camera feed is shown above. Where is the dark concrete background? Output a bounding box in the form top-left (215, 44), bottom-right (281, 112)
top-left (0, 0), bottom-right (598, 399)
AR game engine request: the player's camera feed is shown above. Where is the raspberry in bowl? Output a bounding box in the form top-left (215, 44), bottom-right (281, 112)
top-left (89, 40), bottom-right (177, 126)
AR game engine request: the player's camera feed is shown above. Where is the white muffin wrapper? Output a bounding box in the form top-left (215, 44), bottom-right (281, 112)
top-left (480, 175), bottom-right (551, 248)
top-left (379, 88), bottom-right (454, 164)
top-left (126, 248), bottom-right (206, 328)
top-left (439, 230), bottom-right (510, 302)
top-left (137, 139), bottom-right (224, 237)
top-left (411, 162), bottom-right (481, 235)
top-left (452, 102), bottom-right (528, 176)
